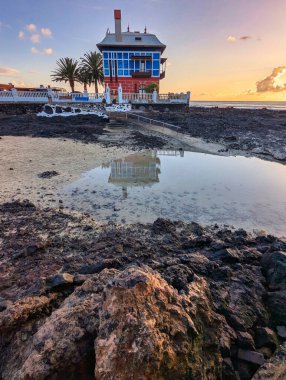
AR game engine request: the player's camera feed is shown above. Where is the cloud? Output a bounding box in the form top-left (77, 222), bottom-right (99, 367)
top-left (227, 35), bottom-right (254, 42)
top-left (31, 47), bottom-right (53, 55)
top-left (41, 28), bottom-right (52, 38)
top-left (26, 23), bottom-right (37, 33)
top-left (30, 34), bottom-right (40, 43)
top-left (227, 35), bottom-right (236, 42)
top-left (256, 66), bottom-right (286, 92)
top-left (31, 47), bottom-right (39, 54)
top-left (18, 30), bottom-right (25, 40)
top-left (44, 47), bottom-right (53, 55)
top-left (0, 67), bottom-right (19, 76)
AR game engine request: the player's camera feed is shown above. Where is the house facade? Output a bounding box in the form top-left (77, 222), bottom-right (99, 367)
top-left (97, 10), bottom-right (167, 94)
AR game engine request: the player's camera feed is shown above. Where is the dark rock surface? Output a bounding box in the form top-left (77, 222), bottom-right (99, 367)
top-left (37, 170), bottom-right (59, 179)
top-left (1, 203), bottom-right (286, 379)
top-left (0, 113), bottom-right (166, 149)
top-left (145, 107), bottom-right (286, 162)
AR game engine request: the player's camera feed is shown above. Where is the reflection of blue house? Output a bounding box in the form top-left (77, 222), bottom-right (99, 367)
top-left (108, 153), bottom-right (161, 198)
top-left (97, 9), bottom-right (167, 94)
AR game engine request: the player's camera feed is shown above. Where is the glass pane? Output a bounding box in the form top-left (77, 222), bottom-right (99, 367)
top-left (118, 52), bottom-right (122, 59)
top-left (123, 60), bottom-right (129, 69)
top-left (123, 53), bottom-right (128, 59)
top-left (153, 53), bottom-right (160, 60)
top-left (153, 70), bottom-right (160, 76)
top-left (118, 69), bottom-right (123, 76)
top-left (118, 60), bottom-right (123, 69)
top-left (135, 61), bottom-right (140, 70)
top-left (153, 60), bottom-right (160, 70)
top-left (146, 61), bottom-right (152, 70)
top-left (124, 69), bottom-right (129, 76)
top-left (103, 52), bottom-right (108, 59)
top-left (104, 68), bottom-right (109, 76)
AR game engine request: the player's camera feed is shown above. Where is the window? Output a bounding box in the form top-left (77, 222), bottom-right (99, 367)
top-left (153, 60), bottom-right (160, 70)
top-left (153, 53), bottom-right (160, 60)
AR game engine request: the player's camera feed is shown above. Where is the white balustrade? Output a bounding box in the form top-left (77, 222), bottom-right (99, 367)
top-left (0, 89), bottom-right (190, 104)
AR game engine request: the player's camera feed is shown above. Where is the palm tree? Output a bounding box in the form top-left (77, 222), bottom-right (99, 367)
top-left (80, 51), bottom-right (104, 94)
top-left (77, 66), bottom-right (92, 93)
top-left (51, 57), bottom-right (79, 93)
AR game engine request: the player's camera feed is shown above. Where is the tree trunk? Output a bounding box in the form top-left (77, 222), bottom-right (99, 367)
top-left (70, 79), bottom-right (75, 93)
top-left (83, 82), bottom-right (87, 92)
top-left (95, 80), bottom-right (99, 94)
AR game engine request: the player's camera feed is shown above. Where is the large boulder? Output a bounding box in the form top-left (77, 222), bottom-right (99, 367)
top-left (95, 266), bottom-right (223, 380)
top-left (0, 266), bottom-right (225, 380)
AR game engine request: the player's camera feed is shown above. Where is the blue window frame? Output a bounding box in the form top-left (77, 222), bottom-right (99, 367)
top-left (102, 50), bottom-right (162, 77)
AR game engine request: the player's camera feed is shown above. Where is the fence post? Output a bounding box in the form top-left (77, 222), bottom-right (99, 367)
top-left (152, 90), bottom-right (158, 103)
top-left (105, 84), bottom-right (111, 105)
top-left (11, 88), bottom-right (18, 101)
top-left (118, 84), bottom-right (123, 104)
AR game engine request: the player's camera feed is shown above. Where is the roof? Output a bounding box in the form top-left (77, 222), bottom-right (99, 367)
top-left (97, 32), bottom-right (166, 53)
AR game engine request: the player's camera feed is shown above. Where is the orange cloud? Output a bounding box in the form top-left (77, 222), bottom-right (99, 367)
top-left (256, 66), bottom-right (286, 92)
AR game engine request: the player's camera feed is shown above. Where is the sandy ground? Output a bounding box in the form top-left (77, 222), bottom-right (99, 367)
top-left (0, 136), bottom-right (133, 207)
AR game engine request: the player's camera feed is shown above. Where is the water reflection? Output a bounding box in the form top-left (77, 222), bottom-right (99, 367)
top-left (104, 150), bottom-right (184, 198)
top-left (61, 150), bottom-right (286, 236)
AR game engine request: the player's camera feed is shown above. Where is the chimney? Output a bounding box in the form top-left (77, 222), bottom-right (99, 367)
top-left (114, 9), bottom-right (122, 42)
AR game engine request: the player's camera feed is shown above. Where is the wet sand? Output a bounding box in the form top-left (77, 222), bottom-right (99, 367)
top-left (0, 136), bottom-right (133, 207)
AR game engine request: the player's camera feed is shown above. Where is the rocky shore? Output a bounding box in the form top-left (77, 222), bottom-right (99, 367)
top-left (1, 106), bottom-right (286, 162)
top-left (0, 201), bottom-right (286, 379)
top-left (145, 107), bottom-right (286, 162)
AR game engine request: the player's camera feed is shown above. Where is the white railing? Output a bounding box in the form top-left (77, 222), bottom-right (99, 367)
top-left (122, 93), bottom-right (153, 102)
top-left (127, 112), bottom-right (180, 130)
top-left (0, 89), bottom-right (190, 104)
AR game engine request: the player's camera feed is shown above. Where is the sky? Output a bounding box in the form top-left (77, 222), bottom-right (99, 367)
top-left (0, 0), bottom-right (286, 100)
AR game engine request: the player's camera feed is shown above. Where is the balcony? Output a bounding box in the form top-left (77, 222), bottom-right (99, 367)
top-left (131, 71), bottom-right (152, 78)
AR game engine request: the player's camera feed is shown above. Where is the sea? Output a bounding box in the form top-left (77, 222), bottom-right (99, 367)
top-left (189, 101), bottom-right (286, 111)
